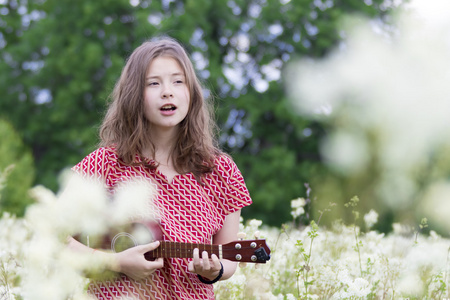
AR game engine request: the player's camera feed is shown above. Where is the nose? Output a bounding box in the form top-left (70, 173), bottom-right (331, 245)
top-left (161, 85), bottom-right (173, 99)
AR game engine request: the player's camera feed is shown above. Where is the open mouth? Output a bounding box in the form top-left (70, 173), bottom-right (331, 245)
top-left (160, 104), bottom-right (176, 111)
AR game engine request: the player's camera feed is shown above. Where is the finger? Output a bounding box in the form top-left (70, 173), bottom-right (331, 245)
top-left (202, 251), bottom-right (211, 270)
top-left (193, 248), bottom-right (202, 270)
top-left (135, 240), bottom-right (160, 253)
top-left (192, 248), bottom-right (199, 259)
top-left (188, 261), bottom-right (195, 273)
top-left (145, 241), bottom-right (160, 251)
top-left (142, 258), bottom-right (164, 278)
top-left (151, 257), bottom-right (164, 269)
top-left (210, 254), bottom-right (221, 269)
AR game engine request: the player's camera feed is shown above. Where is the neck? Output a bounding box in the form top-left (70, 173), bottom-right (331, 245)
top-left (144, 126), bottom-right (178, 164)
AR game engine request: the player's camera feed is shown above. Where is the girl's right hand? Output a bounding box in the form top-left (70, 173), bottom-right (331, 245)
top-left (114, 241), bottom-right (164, 281)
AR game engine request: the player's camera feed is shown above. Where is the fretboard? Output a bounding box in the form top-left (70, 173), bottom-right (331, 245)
top-left (144, 241), bottom-right (221, 260)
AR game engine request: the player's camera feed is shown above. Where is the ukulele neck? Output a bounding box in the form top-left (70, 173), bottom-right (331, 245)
top-left (144, 241), bottom-right (221, 260)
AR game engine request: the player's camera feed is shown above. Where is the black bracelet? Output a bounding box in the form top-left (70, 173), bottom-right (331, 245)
top-left (197, 262), bottom-right (224, 284)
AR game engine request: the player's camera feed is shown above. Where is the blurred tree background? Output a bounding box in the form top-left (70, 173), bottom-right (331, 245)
top-left (0, 0), bottom-right (396, 224)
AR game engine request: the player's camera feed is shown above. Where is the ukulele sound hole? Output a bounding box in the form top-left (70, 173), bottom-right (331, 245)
top-left (111, 232), bottom-right (138, 252)
top-left (111, 223), bottom-right (155, 253)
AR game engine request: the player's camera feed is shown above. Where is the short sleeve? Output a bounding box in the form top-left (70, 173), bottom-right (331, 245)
top-left (211, 155), bottom-right (253, 215)
top-left (71, 147), bottom-right (117, 187)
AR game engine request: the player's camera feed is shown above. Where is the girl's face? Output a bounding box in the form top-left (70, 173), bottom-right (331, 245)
top-left (144, 56), bottom-right (190, 134)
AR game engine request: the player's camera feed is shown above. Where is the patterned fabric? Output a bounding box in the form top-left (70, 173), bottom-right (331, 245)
top-left (72, 147), bottom-right (252, 300)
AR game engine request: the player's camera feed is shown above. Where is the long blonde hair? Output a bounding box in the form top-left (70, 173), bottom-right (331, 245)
top-left (99, 36), bottom-right (221, 180)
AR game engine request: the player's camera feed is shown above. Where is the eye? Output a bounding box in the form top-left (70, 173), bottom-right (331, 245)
top-left (174, 79), bottom-right (184, 84)
top-left (148, 82), bottom-right (159, 86)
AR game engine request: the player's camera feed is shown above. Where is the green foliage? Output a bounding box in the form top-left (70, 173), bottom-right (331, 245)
top-left (414, 217), bottom-right (429, 244)
top-left (345, 195), bottom-right (364, 276)
top-left (345, 195), bottom-right (360, 221)
top-left (0, 119), bottom-right (35, 216)
top-left (0, 0), bottom-right (394, 224)
top-left (291, 187), bottom-right (333, 298)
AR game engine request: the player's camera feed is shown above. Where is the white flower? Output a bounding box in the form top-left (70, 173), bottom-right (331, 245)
top-left (333, 276), bottom-right (371, 299)
top-left (287, 0), bottom-right (450, 214)
top-left (392, 223), bottom-right (411, 235)
top-left (429, 230), bottom-right (440, 240)
top-left (110, 178), bottom-right (158, 223)
top-left (56, 172), bottom-right (108, 235)
top-left (290, 197), bottom-right (306, 218)
top-left (421, 181), bottom-right (450, 229)
top-left (29, 185), bottom-right (57, 204)
top-left (249, 219), bottom-right (263, 228)
top-left (364, 209), bottom-right (378, 229)
top-left (286, 294), bottom-right (296, 300)
top-left (291, 197), bottom-right (306, 208)
top-left (348, 277), bottom-right (371, 297)
top-left (396, 272), bottom-right (424, 296)
top-left (337, 268), bottom-right (352, 286)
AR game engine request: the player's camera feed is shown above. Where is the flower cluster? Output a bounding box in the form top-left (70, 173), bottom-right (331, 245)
top-left (287, 0), bottom-right (450, 228)
top-left (290, 198), bottom-right (306, 219)
top-left (1, 169), bottom-right (450, 299)
top-left (0, 171), bottom-right (157, 300)
top-left (215, 215), bottom-right (450, 299)
top-left (363, 210), bottom-right (378, 230)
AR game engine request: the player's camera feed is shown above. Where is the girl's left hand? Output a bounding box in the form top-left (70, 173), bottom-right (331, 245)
top-left (188, 248), bottom-right (222, 280)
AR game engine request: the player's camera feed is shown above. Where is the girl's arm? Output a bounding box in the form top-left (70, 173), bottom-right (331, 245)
top-left (188, 209), bottom-right (241, 281)
top-left (213, 209), bottom-right (241, 280)
top-left (67, 236), bottom-right (164, 281)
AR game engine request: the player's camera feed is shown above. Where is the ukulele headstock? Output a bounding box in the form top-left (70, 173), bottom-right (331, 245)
top-left (222, 239), bottom-right (271, 263)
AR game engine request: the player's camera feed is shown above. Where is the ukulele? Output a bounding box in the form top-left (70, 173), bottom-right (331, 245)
top-left (82, 222), bottom-right (271, 264)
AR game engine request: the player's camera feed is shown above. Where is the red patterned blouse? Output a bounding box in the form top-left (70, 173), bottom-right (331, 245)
top-left (72, 147), bottom-right (252, 300)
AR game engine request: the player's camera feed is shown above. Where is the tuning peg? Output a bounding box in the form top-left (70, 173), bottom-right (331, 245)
top-left (254, 231), bottom-right (260, 239)
top-left (237, 232), bottom-right (246, 240)
top-left (239, 262), bottom-right (247, 268)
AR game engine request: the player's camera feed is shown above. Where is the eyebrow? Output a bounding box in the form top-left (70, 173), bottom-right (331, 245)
top-left (146, 72), bottom-right (185, 80)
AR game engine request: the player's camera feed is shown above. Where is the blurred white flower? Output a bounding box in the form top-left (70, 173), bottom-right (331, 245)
top-left (286, 294), bottom-right (296, 300)
top-left (392, 223), bottom-right (411, 235)
top-left (290, 197), bottom-right (306, 219)
top-left (287, 0), bottom-right (450, 215)
top-left (364, 209), bottom-right (378, 229)
top-left (406, 0), bottom-right (450, 29)
top-left (3, 204), bottom-right (449, 299)
top-left (56, 172), bottom-right (108, 235)
top-left (17, 171), bottom-right (160, 299)
top-left (428, 230), bottom-right (440, 241)
top-left (249, 219), bottom-right (262, 227)
top-left (110, 178), bottom-right (158, 224)
top-left (291, 197), bottom-right (306, 208)
top-left (350, 277), bottom-right (371, 296)
top-left (420, 181), bottom-right (450, 229)
top-left (396, 272), bottom-right (423, 296)
top-left (29, 185), bottom-right (57, 204)
top-left (336, 268), bottom-right (352, 286)
top-left (241, 219), bottom-right (265, 240)
top-left (333, 275), bottom-right (371, 299)
top-left (320, 130), bottom-right (369, 174)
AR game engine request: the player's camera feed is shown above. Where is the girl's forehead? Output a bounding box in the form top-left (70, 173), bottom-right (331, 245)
top-left (146, 56), bottom-right (185, 74)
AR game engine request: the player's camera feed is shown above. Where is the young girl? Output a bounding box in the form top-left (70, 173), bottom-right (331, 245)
top-left (67, 37), bottom-right (252, 299)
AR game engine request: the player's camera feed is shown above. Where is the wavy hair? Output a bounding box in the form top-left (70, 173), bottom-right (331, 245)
top-left (99, 37), bottom-right (221, 180)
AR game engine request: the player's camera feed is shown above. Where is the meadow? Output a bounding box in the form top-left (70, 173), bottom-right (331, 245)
top-left (1, 173), bottom-right (449, 299)
top-left (3, 1), bottom-right (450, 299)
